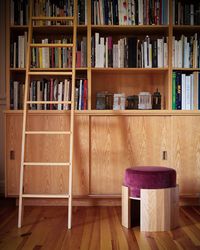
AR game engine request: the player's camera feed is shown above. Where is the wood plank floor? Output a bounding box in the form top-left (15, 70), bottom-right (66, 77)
top-left (0, 199), bottom-right (200, 250)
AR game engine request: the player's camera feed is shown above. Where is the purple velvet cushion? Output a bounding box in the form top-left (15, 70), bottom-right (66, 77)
top-left (124, 166), bottom-right (176, 198)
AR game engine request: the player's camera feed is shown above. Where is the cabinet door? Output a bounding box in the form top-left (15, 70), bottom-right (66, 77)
top-left (172, 116), bottom-right (200, 195)
top-left (90, 116), bottom-right (171, 194)
top-left (5, 114), bottom-right (22, 196)
top-left (5, 114), bottom-right (89, 196)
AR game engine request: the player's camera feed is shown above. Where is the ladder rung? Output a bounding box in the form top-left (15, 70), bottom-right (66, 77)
top-left (22, 194), bottom-right (69, 198)
top-left (32, 17), bottom-right (74, 21)
top-left (30, 43), bottom-right (73, 48)
top-left (28, 72), bottom-right (72, 76)
top-left (23, 162), bottom-right (70, 166)
top-left (25, 131), bottom-right (71, 135)
top-left (26, 101), bottom-right (72, 104)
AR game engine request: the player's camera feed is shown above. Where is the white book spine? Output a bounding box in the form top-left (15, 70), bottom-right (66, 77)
top-left (63, 79), bottom-right (69, 110)
top-left (95, 33), bottom-right (99, 67)
top-left (185, 75), bottom-right (191, 110)
top-left (164, 42), bottom-right (168, 67)
top-left (190, 74), bottom-right (194, 110)
top-left (24, 32), bottom-right (28, 66)
top-left (181, 74), bottom-right (186, 110)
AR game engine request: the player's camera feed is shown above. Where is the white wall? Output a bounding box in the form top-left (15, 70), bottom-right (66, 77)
top-left (0, 0), bottom-right (6, 195)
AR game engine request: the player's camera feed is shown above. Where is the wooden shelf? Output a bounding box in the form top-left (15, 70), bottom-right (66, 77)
top-left (30, 67), bottom-right (87, 71)
top-left (32, 25), bottom-right (87, 34)
top-left (10, 68), bottom-right (26, 72)
top-left (10, 25), bottom-right (28, 30)
top-left (4, 109), bottom-right (200, 116)
top-left (91, 67), bottom-right (169, 73)
top-left (91, 25), bottom-right (169, 35)
top-left (173, 68), bottom-right (200, 71)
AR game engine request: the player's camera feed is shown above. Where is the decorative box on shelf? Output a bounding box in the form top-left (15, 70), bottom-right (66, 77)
top-left (138, 92), bottom-right (152, 110)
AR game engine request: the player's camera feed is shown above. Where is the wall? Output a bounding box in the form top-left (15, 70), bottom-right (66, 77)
top-left (0, 0), bottom-right (6, 194)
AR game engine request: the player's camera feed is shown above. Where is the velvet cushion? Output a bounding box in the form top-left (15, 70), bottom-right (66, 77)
top-left (124, 166), bottom-right (176, 198)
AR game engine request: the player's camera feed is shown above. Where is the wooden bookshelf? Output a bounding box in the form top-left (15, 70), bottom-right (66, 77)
top-left (4, 0), bottom-right (200, 204)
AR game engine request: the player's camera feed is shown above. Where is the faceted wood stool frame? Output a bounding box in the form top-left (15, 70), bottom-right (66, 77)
top-left (122, 185), bottom-right (179, 231)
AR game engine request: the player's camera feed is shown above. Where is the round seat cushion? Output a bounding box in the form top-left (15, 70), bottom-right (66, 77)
top-left (124, 166), bottom-right (176, 198)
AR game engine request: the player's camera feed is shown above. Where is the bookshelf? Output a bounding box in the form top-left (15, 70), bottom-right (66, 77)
top-left (4, 0), bottom-right (200, 203)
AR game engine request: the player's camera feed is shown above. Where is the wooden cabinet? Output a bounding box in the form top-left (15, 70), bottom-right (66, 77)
top-left (90, 115), bottom-right (171, 194)
top-left (5, 113), bottom-right (89, 196)
top-left (5, 112), bottom-right (200, 198)
top-left (172, 116), bottom-right (200, 195)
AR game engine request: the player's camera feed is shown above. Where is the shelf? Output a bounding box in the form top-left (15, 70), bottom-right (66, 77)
top-left (32, 25), bottom-right (87, 34)
top-left (173, 25), bottom-right (200, 32)
top-left (91, 25), bottom-right (169, 35)
top-left (10, 25), bottom-right (29, 30)
top-left (4, 109), bottom-right (200, 116)
top-left (10, 68), bottom-right (26, 72)
top-left (30, 67), bottom-right (87, 71)
top-left (91, 67), bottom-right (169, 73)
top-left (173, 68), bottom-right (200, 71)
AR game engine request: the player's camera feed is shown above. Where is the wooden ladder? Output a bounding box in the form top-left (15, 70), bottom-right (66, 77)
top-left (18, 1), bottom-right (77, 229)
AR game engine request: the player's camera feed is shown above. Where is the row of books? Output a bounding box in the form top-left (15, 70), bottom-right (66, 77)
top-left (33, 0), bottom-right (87, 25)
top-left (10, 0), bottom-right (29, 25)
top-left (92, 33), bottom-right (168, 68)
top-left (10, 78), bottom-right (88, 110)
top-left (173, 0), bottom-right (200, 25)
top-left (30, 37), bottom-right (87, 68)
top-left (10, 32), bottom-right (28, 68)
top-left (91, 0), bottom-right (169, 25)
top-left (172, 34), bottom-right (200, 69)
top-left (10, 35), bottom-right (87, 68)
top-left (172, 72), bottom-right (200, 110)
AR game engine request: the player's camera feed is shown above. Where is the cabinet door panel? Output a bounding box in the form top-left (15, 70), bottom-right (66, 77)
top-left (5, 114), bottom-right (89, 196)
top-left (6, 114), bottom-right (22, 196)
top-left (90, 116), bottom-right (171, 194)
top-left (172, 116), bottom-right (200, 195)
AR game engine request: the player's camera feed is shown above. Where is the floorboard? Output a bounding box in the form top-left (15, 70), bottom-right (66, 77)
top-left (0, 199), bottom-right (200, 250)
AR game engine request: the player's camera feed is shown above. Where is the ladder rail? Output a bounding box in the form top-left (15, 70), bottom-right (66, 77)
top-left (68, 0), bottom-right (77, 230)
top-left (18, 0), bottom-right (77, 230)
top-left (18, 0), bottom-right (33, 228)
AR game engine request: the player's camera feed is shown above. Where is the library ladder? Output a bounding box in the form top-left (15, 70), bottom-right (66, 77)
top-left (18, 2), bottom-right (77, 229)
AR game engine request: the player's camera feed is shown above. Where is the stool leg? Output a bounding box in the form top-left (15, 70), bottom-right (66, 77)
top-left (122, 185), bottom-right (130, 228)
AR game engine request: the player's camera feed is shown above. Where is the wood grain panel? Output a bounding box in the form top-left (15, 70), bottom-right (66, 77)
top-left (172, 116), bottom-right (200, 195)
top-left (91, 71), bottom-right (168, 109)
top-left (5, 114), bottom-right (89, 196)
top-left (90, 116), bottom-right (171, 194)
top-left (5, 115), bottom-right (22, 195)
top-left (141, 186), bottom-right (179, 231)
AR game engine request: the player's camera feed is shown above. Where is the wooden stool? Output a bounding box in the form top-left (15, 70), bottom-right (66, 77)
top-left (121, 166), bottom-right (179, 232)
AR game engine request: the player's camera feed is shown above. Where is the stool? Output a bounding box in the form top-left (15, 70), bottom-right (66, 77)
top-left (122, 166), bottom-right (179, 232)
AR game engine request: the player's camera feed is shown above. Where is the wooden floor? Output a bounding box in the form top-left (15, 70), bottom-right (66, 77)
top-left (0, 199), bottom-right (200, 250)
